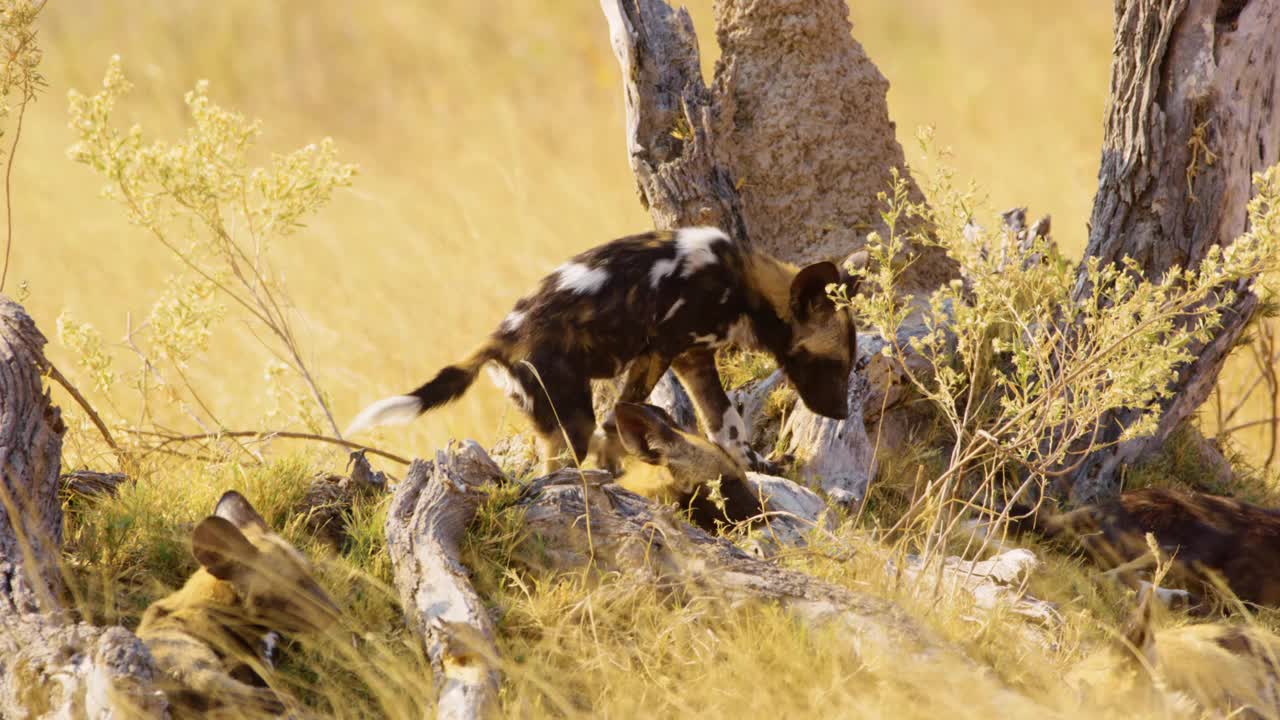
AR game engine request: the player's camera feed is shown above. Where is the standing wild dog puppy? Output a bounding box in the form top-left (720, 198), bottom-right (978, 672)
top-left (1012, 487), bottom-right (1280, 608)
top-left (137, 491), bottom-right (340, 718)
top-left (347, 227), bottom-right (858, 473)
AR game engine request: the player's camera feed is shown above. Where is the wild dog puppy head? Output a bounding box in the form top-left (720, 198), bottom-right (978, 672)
top-left (777, 261), bottom-right (857, 420)
top-left (191, 490), bottom-right (340, 634)
top-left (613, 402), bottom-right (762, 531)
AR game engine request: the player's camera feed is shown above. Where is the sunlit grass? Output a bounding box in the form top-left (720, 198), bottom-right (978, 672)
top-left (23, 2), bottom-right (1280, 718)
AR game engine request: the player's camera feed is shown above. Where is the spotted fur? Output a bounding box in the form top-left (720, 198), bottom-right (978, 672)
top-left (1013, 487), bottom-right (1280, 607)
top-left (137, 491), bottom-right (340, 718)
top-left (613, 402), bottom-right (763, 532)
top-left (348, 227), bottom-right (858, 474)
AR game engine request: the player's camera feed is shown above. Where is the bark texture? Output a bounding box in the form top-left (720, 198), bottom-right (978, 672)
top-left (0, 298), bottom-right (64, 614)
top-left (0, 619), bottom-right (167, 719)
top-left (1068, 0), bottom-right (1280, 502)
top-left (600, 0), bottom-right (956, 289)
top-left (783, 372), bottom-right (876, 508)
top-left (600, 0), bottom-right (749, 241)
top-left (385, 444), bottom-right (502, 720)
top-left (711, 0), bottom-right (955, 289)
top-left (513, 466), bottom-right (940, 653)
top-left (0, 297), bottom-right (166, 719)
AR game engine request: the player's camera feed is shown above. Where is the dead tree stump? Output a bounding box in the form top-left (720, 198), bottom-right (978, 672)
top-left (1066, 0), bottom-right (1280, 502)
top-left (0, 297), bottom-right (166, 719)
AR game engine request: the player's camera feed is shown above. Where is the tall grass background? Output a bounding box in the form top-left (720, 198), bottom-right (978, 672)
top-left (21, 3), bottom-right (1280, 718)
top-left (22, 0), bottom-right (1122, 461)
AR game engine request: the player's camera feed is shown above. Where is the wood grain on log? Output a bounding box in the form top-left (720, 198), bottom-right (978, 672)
top-left (0, 297), bottom-right (166, 719)
top-left (0, 618), bottom-right (167, 719)
top-left (784, 372), bottom-right (876, 508)
top-left (385, 444), bottom-right (502, 720)
top-left (515, 466), bottom-right (937, 652)
top-left (0, 297), bottom-right (63, 615)
top-left (1068, 0), bottom-right (1280, 502)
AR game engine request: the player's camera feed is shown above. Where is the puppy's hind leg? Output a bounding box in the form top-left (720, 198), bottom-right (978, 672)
top-left (517, 359), bottom-right (596, 475)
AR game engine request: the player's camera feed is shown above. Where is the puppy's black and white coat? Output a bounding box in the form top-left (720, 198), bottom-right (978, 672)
top-left (348, 227), bottom-right (858, 473)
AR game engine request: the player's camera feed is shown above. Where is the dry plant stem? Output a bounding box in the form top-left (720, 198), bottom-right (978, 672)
top-left (117, 182), bottom-right (344, 439)
top-left (43, 360), bottom-right (119, 459)
top-left (385, 445), bottom-right (501, 720)
top-left (0, 77), bottom-right (29, 294)
top-left (125, 428), bottom-right (410, 465)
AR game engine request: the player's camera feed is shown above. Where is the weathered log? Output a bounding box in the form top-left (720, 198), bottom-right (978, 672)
top-left (0, 297), bottom-right (166, 719)
top-left (0, 618), bottom-right (167, 719)
top-left (592, 368), bottom-right (698, 437)
top-left (740, 471), bottom-right (836, 556)
top-left (0, 298), bottom-right (63, 614)
top-left (385, 444), bottom-right (502, 720)
top-left (60, 470), bottom-right (128, 501)
top-left (1067, 0), bottom-right (1280, 502)
top-left (725, 369), bottom-right (790, 467)
top-left (894, 549), bottom-right (1058, 626)
top-left (295, 450), bottom-right (388, 552)
top-left (599, 0), bottom-right (748, 240)
top-left (515, 465), bottom-right (940, 653)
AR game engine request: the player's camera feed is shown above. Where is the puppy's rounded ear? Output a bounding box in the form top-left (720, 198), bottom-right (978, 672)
top-left (192, 516), bottom-right (259, 581)
top-left (840, 250), bottom-right (868, 297)
top-left (790, 262), bottom-right (840, 321)
top-left (213, 490), bottom-right (269, 532)
top-left (615, 402), bottom-right (679, 466)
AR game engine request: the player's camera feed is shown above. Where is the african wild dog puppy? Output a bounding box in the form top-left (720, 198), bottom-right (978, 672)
top-left (612, 401), bottom-right (764, 532)
top-left (1012, 487), bottom-right (1280, 608)
top-left (347, 227), bottom-right (858, 473)
top-left (614, 402), bottom-right (831, 549)
top-left (137, 491), bottom-right (340, 718)
top-left (1070, 587), bottom-right (1280, 718)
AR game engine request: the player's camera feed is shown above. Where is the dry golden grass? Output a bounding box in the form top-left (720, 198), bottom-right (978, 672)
top-left (22, 0), bottom-right (1116, 459)
top-left (21, 3), bottom-right (1280, 719)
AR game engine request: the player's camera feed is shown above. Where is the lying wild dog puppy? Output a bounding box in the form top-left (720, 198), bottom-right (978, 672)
top-left (137, 491), bottom-right (340, 718)
top-left (1012, 487), bottom-right (1280, 608)
top-left (347, 227), bottom-right (858, 474)
top-left (1070, 588), bottom-right (1280, 718)
top-left (612, 402), bottom-right (830, 546)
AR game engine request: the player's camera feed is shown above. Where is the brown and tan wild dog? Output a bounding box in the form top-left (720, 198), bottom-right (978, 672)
top-left (612, 401), bottom-right (764, 532)
top-left (612, 402), bottom-right (831, 549)
top-left (137, 491), bottom-right (340, 718)
top-left (347, 227), bottom-right (858, 473)
top-left (1013, 487), bottom-right (1280, 608)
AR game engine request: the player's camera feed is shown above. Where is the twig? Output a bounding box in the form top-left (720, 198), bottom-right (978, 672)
top-left (0, 81), bottom-right (28, 294)
top-left (123, 428), bottom-right (410, 465)
top-left (44, 361), bottom-right (121, 460)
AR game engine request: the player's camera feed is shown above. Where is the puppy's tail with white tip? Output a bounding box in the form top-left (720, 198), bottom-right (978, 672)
top-left (346, 344), bottom-right (498, 437)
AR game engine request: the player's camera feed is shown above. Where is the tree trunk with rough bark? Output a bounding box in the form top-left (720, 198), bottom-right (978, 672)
top-left (0, 297), bottom-right (64, 615)
top-left (0, 297), bottom-right (167, 719)
top-left (600, 0), bottom-right (955, 290)
top-left (599, 0), bottom-right (963, 505)
top-left (1066, 0), bottom-right (1280, 503)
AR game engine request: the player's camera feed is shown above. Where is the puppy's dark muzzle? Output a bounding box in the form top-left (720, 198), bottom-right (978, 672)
top-left (800, 388), bottom-right (849, 420)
